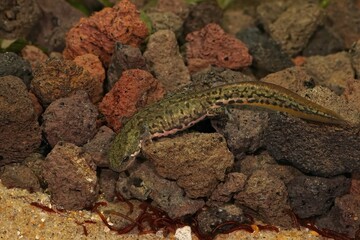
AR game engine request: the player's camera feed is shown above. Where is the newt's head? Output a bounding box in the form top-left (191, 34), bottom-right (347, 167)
top-left (109, 120), bottom-right (142, 172)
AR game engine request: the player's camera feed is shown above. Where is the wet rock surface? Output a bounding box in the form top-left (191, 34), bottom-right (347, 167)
top-left (43, 142), bottom-right (98, 210)
top-left (42, 91), bottom-right (98, 148)
top-left (0, 52), bottom-right (33, 88)
top-left (0, 76), bottom-right (41, 165)
top-left (142, 132), bottom-right (234, 198)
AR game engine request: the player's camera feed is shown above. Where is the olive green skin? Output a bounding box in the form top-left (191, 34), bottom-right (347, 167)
top-left (109, 81), bottom-right (345, 172)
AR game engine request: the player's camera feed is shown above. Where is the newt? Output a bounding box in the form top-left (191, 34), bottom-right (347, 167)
top-left (109, 81), bottom-right (346, 172)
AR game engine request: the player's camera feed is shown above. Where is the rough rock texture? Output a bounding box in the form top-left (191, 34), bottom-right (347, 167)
top-left (106, 42), bottom-right (147, 92)
top-left (142, 132), bottom-right (234, 198)
top-left (316, 194), bottom-right (360, 238)
top-left (116, 162), bottom-right (205, 218)
top-left (99, 69), bottom-right (165, 132)
top-left (269, 3), bottom-right (324, 56)
top-left (287, 175), bottom-right (350, 218)
top-left (28, 0), bottom-right (84, 51)
top-left (303, 52), bottom-right (355, 95)
top-left (99, 169), bottom-right (119, 201)
top-left (326, 0), bottom-right (360, 48)
top-left (0, 164), bottom-right (41, 192)
top-left (211, 109), bottom-right (268, 159)
top-left (0, 52), bottom-right (33, 88)
top-left (264, 114), bottom-right (360, 177)
top-left (147, 11), bottom-right (183, 37)
top-left (197, 205), bottom-right (247, 235)
top-left (83, 126), bottom-right (115, 168)
top-left (256, 0), bottom-right (291, 32)
top-left (0, 76), bottom-right (41, 165)
top-left (350, 39), bottom-right (360, 78)
top-left (236, 27), bottom-right (293, 76)
top-left (183, 0), bottom-right (223, 36)
top-left (63, 0), bottom-right (148, 65)
top-left (43, 142), bottom-right (99, 210)
top-left (31, 58), bottom-right (104, 106)
top-left (302, 26), bottom-right (344, 56)
top-left (21, 45), bottom-right (48, 68)
top-left (23, 153), bottom-right (46, 188)
top-left (209, 172), bottom-right (247, 204)
top-left (42, 91), bottom-right (98, 148)
top-left (151, 0), bottom-right (190, 20)
top-left (235, 170), bottom-right (293, 228)
top-left (28, 91), bottom-right (43, 118)
top-left (186, 23), bottom-right (252, 73)
top-left (223, 9), bottom-right (255, 36)
top-left (0, 0), bottom-right (41, 39)
top-left (144, 30), bottom-right (190, 92)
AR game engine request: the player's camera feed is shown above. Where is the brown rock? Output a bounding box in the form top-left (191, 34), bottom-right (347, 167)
top-left (42, 91), bottom-right (98, 147)
top-left (223, 9), bottom-right (255, 36)
top-left (43, 142), bottom-right (99, 210)
top-left (350, 39), bottom-right (360, 78)
top-left (99, 169), bottom-right (119, 201)
top-left (99, 69), bottom-right (165, 132)
top-left (147, 12), bottom-right (183, 37)
top-left (186, 23), bottom-right (252, 73)
top-left (152, 0), bottom-right (190, 20)
top-left (234, 170), bottom-right (293, 228)
top-left (144, 30), bottom-right (190, 92)
top-left (28, 91), bottom-right (43, 118)
top-left (23, 153), bottom-right (46, 188)
top-left (116, 162), bottom-right (205, 218)
top-left (21, 45), bottom-right (48, 68)
top-left (0, 164), bottom-right (41, 192)
top-left (31, 58), bottom-right (105, 106)
top-left (210, 172), bottom-right (247, 203)
top-left (0, 76), bottom-right (41, 165)
top-left (142, 132), bottom-right (234, 198)
top-left (63, 0), bottom-right (148, 65)
top-left (83, 126), bottom-right (115, 167)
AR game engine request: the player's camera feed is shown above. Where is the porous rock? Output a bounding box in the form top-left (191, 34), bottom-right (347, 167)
top-left (21, 45), bottom-right (48, 69)
top-left (186, 23), bottom-right (252, 73)
top-left (23, 153), bottom-right (46, 188)
top-left (31, 57), bottom-right (104, 106)
top-left (83, 126), bottom-right (115, 168)
top-left (151, 0), bottom-right (189, 20)
top-left (269, 3), bottom-right (324, 56)
top-left (0, 52), bottom-right (33, 88)
top-left (147, 11), bottom-right (183, 37)
top-left (99, 69), bottom-right (165, 132)
top-left (63, 0), bottom-right (148, 65)
top-left (223, 8), bottom-right (255, 36)
top-left (235, 170), bottom-right (293, 228)
top-left (287, 175), bottom-right (350, 218)
top-left (236, 27), bottom-right (293, 76)
top-left (42, 91), bottom-right (98, 147)
top-left (144, 30), bottom-right (190, 92)
top-left (264, 114), bottom-right (360, 177)
top-left (350, 39), bottom-right (360, 78)
top-left (0, 76), bottom-right (41, 165)
top-left (106, 42), bottom-right (147, 92)
top-left (99, 169), bottom-right (119, 201)
top-left (142, 132), bottom-right (234, 198)
top-left (0, 164), bottom-right (41, 192)
top-left (43, 142), bottom-right (99, 210)
top-left (116, 162), bottom-right (205, 218)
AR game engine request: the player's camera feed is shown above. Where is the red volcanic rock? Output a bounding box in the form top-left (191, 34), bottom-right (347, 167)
top-left (63, 0), bottom-right (148, 65)
top-left (186, 23), bottom-right (252, 73)
top-left (99, 69), bottom-right (165, 132)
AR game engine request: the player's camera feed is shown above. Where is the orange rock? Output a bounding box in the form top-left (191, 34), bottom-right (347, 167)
top-left (186, 23), bottom-right (252, 73)
top-left (63, 0), bottom-right (148, 66)
top-left (21, 45), bottom-right (48, 68)
top-left (99, 69), bottom-right (165, 132)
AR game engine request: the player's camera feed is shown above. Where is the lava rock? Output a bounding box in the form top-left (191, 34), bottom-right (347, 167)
top-left (150, 0), bottom-right (190, 20)
top-left (268, 3), bottom-right (324, 56)
top-left (186, 23), bottom-right (252, 73)
top-left (196, 204), bottom-right (247, 235)
top-left (21, 45), bottom-right (48, 69)
top-left (303, 52), bottom-right (354, 95)
top-left (63, 0), bottom-right (148, 65)
top-left (0, 0), bottom-right (41, 39)
top-left (99, 169), bottom-right (119, 202)
top-left (31, 57), bottom-right (104, 106)
top-left (287, 175), bottom-right (350, 218)
top-left (42, 91), bottom-right (98, 147)
top-left (23, 153), bottom-right (46, 188)
top-left (0, 52), bottom-right (33, 88)
top-left (116, 162), bottom-right (205, 218)
top-left (106, 43), bottom-right (147, 92)
top-left (264, 114), bottom-right (360, 177)
top-left (236, 27), bottom-right (293, 76)
top-left (142, 132), bottom-right (234, 198)
top-left (144, 30), bottom-right (190, 92)
top-left (256, 0), bottom-right (291, 31)
top-left (350, 40), bottom-right (360, 79)
top-left (43, 142), bottom-right (99, 210)
top-left (0, 164), bottom-right (41, 192)
top-left (183, 0), bottom-right (223, 36)
top-left (147, 11), bottom-right (184, 37)
top-left (83, 126), bottom-right (115, 168)
top-left (222, 9), bottom-right (255, 36)
top-left (234, 170), bottom-right (293, 228)
top-left (99, 69), bottom-right (165, 132)
top-left (0, 76), bottom-right (41, 165)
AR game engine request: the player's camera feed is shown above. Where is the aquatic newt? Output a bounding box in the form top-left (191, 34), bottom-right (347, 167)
top-left (109, 81), bottom-right (345, 172)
